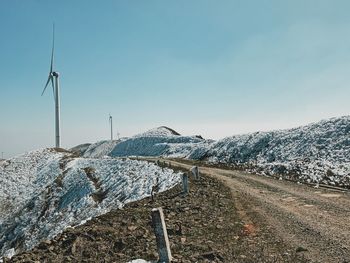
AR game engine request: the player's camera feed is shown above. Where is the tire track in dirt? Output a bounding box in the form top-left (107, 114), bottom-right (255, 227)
top-left (166, 159), bottom-right (350, 263)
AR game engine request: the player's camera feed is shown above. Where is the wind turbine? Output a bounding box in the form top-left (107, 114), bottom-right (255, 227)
top-left (109, 114), bottom-right (113, 140)
top-left (41, 24), bottom-right (61, 148)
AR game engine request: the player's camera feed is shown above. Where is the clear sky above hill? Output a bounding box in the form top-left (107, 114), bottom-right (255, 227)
top-left (1, 0), bottom-right (349, 157)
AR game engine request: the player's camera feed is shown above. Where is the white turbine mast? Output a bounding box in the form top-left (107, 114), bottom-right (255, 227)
top-left (41, 24), bottom-right (61, 148)
top-left (109, 114), bottom-right (113, 140)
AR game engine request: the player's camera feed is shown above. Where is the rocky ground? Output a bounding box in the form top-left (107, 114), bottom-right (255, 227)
top-left (167, 159), bottom-right (350, 263)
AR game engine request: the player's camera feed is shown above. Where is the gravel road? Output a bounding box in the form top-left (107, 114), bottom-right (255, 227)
top-left (167, 159), bottom-right (350, 263)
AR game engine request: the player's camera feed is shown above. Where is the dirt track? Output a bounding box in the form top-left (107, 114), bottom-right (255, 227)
top-left (166, 159), bottom-right (350, 263)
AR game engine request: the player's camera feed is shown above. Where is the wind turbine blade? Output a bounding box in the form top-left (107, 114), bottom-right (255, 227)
top-left (50, 24), bottom-right (55, 73)
top-left (41, 75), bottom-right (52, 96)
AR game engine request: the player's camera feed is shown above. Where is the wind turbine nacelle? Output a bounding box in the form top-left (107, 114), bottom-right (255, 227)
top-left (52, 71), bottom-right (60, 77)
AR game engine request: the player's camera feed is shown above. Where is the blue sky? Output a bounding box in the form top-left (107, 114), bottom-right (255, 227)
top-left (1, 0), bottom-right (349, 157)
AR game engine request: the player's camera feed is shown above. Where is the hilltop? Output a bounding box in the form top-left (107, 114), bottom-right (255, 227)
top-left (136, 126), bottom-right (180, 137)
top-left (109, 126), bottom-right (212, 159)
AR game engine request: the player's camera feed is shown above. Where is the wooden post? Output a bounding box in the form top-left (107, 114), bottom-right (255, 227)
top-left (182, 173), bottom-right (189, 195)
top-left (151, 208), bottom-right (172, 262)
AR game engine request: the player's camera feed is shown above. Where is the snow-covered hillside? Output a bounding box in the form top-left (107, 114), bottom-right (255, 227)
top-left (0, 149), bottom-right (181, 258)
top-left (69, 117), bottom-right (349, 187)
top-left (205, 116), bottom-right (350, 187)
top-left (82, 140), bottom-right (119, 158)
top-left (110, 126), bottom-right (213, 158)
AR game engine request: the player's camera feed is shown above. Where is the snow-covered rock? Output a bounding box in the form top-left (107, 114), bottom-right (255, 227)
top-left (0, 149), bottom-right (181, 257)
top-left (0, 148), bottom-right (66, 222)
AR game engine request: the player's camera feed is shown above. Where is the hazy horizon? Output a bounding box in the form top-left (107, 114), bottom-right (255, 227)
top-left (1, 1), bottom-right (350, 158)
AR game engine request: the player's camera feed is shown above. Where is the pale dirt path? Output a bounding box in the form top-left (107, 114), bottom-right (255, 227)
top-left (162, 159), bottom-right (350, 263)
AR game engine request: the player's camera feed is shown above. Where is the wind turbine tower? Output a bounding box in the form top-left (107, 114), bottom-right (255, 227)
top-left (109, 114), bottom-right (113, 140)
top-left (42, 24), bottom-right (61, 148)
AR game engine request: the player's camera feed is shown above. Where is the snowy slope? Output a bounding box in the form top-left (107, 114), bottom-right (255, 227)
top-left (110, 126), bottom-right (212, 158)
top-left (206, 116), bottom-right (350, 186)
top-left (0, 149), bottom-right (181, 257)
top-left (82, 140), bottom-right (119, 158)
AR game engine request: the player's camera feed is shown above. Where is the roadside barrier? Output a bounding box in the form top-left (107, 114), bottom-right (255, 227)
top-left (182, 173), bottom-right (189, 195)
top-left (190, 166), bottom-right (199, 180)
